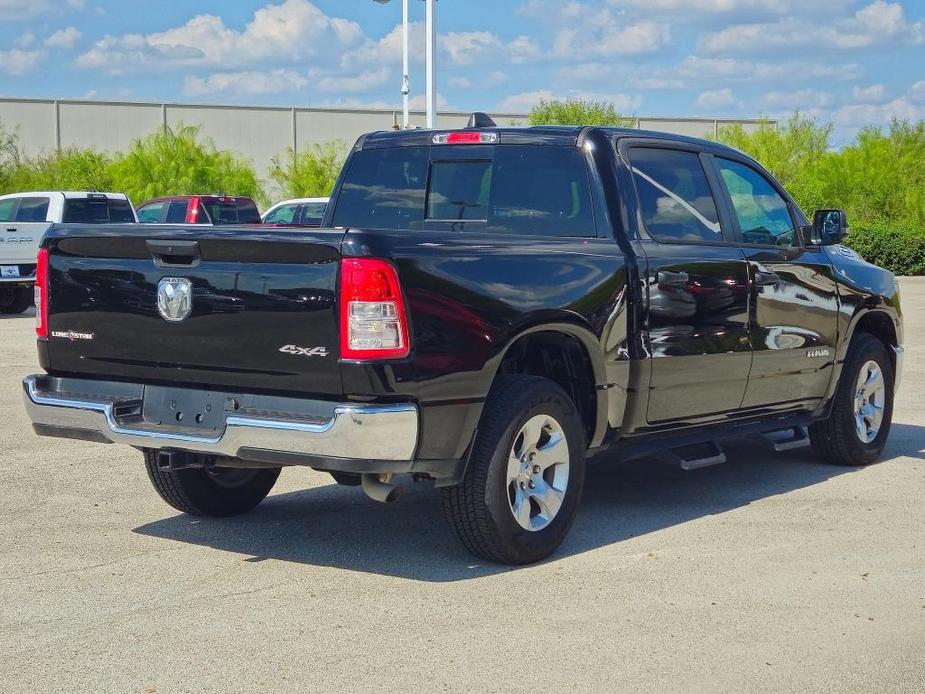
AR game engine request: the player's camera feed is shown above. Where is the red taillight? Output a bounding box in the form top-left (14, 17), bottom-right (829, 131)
top-left (35, 247), bottom-right (48, 339)
top-left (339, 258), bottom-right (410, 360)
top-left (187, 197), bottom-right (200, 223)
top-left (432, 131), bottom-right (499, 145)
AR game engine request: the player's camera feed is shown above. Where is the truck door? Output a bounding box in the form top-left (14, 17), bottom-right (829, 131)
top-left (710, 156), bottom-right (839, 409)
top-left (625, 145), bottom-right (751, 423)
top-left (1, 196), bottom-right (51, 276)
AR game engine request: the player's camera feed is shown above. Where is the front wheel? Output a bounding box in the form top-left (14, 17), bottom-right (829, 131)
top-left (440, 375), bottom-right (586, 565)
top-left (143, 449), bottom-right (281, 516)
top-left (809, 334), bottom-right (894, 466)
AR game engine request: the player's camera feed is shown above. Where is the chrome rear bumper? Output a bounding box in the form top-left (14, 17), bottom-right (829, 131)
top-left (22, 375), bottom-right (418, 463)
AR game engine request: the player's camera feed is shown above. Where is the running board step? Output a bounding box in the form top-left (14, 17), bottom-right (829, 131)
top-left (659, 441), bottom-right (726, 470)
top-left (751, 426), bottom-right (810, 452)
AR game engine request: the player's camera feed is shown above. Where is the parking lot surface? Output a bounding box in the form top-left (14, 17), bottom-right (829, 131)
top-left (2, 278), bottom-right (923, 693)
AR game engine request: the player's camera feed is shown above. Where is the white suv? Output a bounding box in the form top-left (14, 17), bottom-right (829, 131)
top-left (0, 192), bottom-right (137, 314)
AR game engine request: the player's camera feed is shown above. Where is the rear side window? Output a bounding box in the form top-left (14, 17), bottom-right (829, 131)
top-left (715, 158), bottom-right (797, 247)
top-left (332, 145), bottom-right (594, 237)
top-left (236, 200), bottom-right (261, 223)
top-left (62, 198), bottom-right (135, 223)
top-left (0, 199), bottom-right (16, 222)
top-left (629, 148), bottom-right (722, 244)
top-left (15, 197), bottom-right (50, 222)
top-left (164, 201), bottom-right (188, 224)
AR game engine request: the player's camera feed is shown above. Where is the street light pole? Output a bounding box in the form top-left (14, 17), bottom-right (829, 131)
top-left (424, 0), bottom-right (436, 129)
top-left (401, 0), bottom-right (409, 128)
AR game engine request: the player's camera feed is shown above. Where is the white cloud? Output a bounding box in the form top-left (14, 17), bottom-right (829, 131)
top-left (497, 89), bottom-right (642, 113)
top-left (696, 88), bottom-right (740, 110)
top-left (77, 0), bottom-right (363, 72)
top-left (555, 19), bottom-right (670, 58)
top-left (832, 97), bottom-right (924, 128)
top-left (316, 68), bottom-right (390, 93)
top-left (699, 1), bottom-right (924, 53)
top-left (0, 49), bottom-right (43, 75)
top-left (45, 26), bottom-right (81, 49)
top-left (448, 71), bottom-right (509, 90)
top-left (15, 32), bottom-right (36, 48)
top-left (0, 0), bottom-right (83, 19)
top-left (760, 89), bottom-right (833, 109)
top-left (851, 84), bottom-right (888, 103)
top-left (909, 81), bottom-right (925, 104)
top-left (184, 69), bottom-right (308, 97)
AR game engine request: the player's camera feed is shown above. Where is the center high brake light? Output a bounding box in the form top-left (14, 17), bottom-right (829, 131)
top-left (35, 247), bottom-right (48, 339)
top-left (432, 131), bottom-right (498, 145)
top-left (339, 258), bottom-right (410, 360)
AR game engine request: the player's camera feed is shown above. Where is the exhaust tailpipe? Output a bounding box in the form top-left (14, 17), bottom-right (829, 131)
top-left (361, 473), bottom-right (404, 503)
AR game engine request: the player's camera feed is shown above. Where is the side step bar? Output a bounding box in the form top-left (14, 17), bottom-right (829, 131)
top-left (659, 441), bottom-right (726, 470)
top-left (750, 426), bottom-right (810, 452)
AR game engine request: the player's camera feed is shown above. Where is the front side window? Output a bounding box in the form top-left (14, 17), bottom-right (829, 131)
top-left (715, 158), bottom-right (797, 247)
top-left (15, 197), bottom-right (50, 222)
top-left (137, 202), bottom-right (165, 223)
top-left (265, 203), bottom-right (298, 225)
top-left (629, 148), bottom-right (722, 244)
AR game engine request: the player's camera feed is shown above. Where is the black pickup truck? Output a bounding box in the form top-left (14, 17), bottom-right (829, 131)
top-left (23, 117), bottom-right (904, 564)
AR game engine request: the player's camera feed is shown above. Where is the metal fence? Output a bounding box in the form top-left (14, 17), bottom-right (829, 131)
top-left (0, 97), bottom-right (773, 181)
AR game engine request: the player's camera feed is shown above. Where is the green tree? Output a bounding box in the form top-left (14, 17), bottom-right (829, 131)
top-left (528, 99), bottom-right (634, 126)
top-left (108, 124), bottom-right (265, 207)
top-left (6, 148), bottom-right (113, 193)
top-left (267, 141), bottom-right (345, 200)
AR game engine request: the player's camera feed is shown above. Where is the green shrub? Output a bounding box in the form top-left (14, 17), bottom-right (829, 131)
top-left (529, 99), bottom-right (634, 126)
top-left (108, 124), bottom-right (266, 207)
top-left (267, 141), bottom-right (345, 199)
top-left (845, 223), bottom-right (925, 276)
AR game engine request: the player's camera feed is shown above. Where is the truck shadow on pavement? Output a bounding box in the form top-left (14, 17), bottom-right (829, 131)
top-left (133, 426), bottom-right (923, 582)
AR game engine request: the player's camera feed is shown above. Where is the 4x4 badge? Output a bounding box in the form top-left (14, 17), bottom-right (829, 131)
top-left (279, 345), bottom-right (329, 357)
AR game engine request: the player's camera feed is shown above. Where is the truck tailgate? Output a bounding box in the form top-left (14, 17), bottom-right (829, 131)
top-left (44, 225), bottom-right (345, 395)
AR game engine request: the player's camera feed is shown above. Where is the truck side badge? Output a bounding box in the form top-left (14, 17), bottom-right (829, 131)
top-left (279, 345), bottom-right (329, 357)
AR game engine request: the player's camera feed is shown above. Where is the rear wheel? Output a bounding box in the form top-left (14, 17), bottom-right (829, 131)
top-left (809, 334), bottom-right (894, 466)
top-left (0, 285), bottom-right (32, 314)
top-left (143, 449), bottom-right (281, 516)
top-left (440, 375), bottom-right (586, 565)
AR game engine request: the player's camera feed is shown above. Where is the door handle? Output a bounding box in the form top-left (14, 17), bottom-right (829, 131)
top-left (754, 271), bottom-right (780, 287)
top-left (656, 270), bottom-right (690, 287)
top-left (5, 227), bottom-right (17, 232)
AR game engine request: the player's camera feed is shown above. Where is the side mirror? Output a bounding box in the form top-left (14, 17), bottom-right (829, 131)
top-left (811, 209), bottom-right (849, 246)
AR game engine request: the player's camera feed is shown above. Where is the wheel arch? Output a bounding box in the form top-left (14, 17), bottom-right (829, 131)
top-left (489, 318), bottom-right (609, 449)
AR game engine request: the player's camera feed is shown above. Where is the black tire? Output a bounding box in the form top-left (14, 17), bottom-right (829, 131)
top-left (143, 449), bottom-right (281, 517)
top-left (440, 375), bottom-right (586, 565)
top-left (809, 333), bottom-right (894, 466)
top-left (0, 286), bottom-right (32, 314)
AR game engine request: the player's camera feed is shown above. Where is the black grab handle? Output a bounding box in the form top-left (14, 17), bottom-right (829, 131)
top-left (145, 239), bottom-right (201, 268)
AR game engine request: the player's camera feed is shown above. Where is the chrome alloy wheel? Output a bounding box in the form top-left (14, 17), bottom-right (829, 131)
top-left (506, 414), bottom-right (570, 532)
top-left (854, 360), bottom-right (886, 444)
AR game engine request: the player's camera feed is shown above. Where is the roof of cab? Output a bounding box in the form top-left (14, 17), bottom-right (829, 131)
top-left (358, 124), bottom-right (745, 157)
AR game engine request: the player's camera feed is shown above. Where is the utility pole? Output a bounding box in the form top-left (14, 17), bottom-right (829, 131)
top-left (401, 0), bottom-right (409, 128)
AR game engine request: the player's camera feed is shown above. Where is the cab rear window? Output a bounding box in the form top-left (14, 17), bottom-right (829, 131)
top-left (332, 145), bottom-right (594, 237)
top-left (63, 198), bottom-right (135, 223)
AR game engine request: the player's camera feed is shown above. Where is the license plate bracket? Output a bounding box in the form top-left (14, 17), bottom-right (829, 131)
top-left (142, 387), bottom-right (228, 431)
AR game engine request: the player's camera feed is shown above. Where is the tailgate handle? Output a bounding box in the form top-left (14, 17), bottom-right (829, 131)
top-left (146, 240), bottom-right (201, 267)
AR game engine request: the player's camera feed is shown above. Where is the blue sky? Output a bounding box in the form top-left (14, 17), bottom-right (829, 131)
top-left (1, 0), bottom-right (923, 144)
